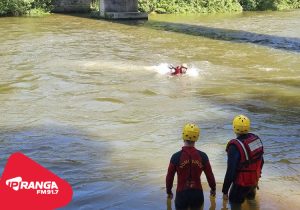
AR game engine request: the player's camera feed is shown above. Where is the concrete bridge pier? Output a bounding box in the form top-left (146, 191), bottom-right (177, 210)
top-left (100, 0), bottom-right (148, 20)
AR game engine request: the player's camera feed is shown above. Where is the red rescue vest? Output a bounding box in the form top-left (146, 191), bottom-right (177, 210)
top-left (171, 66), bottom-right (183, 75)
top-left (226, 133), bottom-right (264, 187)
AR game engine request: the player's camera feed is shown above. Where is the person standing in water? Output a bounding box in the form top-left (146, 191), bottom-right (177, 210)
top-left (222, 115), bottom-right (264, 204)
top-left (169, 63), bottom-right (188, 75)
top-left (166, 123), bottom-right (216, 210)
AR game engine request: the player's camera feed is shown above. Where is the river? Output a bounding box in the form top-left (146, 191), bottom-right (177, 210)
top-left (0, 10), bottom-right (299, 210)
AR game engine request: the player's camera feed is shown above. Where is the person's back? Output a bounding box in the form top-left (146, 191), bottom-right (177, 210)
top-left (222, 115), bottom-right (264, 204)
top-left (166, 124), bottom-right (216, 210)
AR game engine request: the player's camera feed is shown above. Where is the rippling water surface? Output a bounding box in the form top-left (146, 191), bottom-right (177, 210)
top-left (0, 10), bottom-right (299, 210)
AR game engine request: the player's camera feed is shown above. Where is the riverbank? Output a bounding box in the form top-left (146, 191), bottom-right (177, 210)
top-left (1, 0), bottom-right (300, 17)
top-left (138, 0), bottom-right (300, 14)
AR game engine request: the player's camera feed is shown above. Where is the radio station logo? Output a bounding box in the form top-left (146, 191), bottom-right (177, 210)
top-left (6, 176), bottom-right (59, 195)
top-left (0, 152), bottom-right (73, 209)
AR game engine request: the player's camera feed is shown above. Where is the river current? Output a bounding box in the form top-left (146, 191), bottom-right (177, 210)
top-left (0, 10), bottom-right (299, 210)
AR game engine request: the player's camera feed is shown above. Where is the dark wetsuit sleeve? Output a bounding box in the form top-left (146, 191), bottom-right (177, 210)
top-left (222, 145), bottom-right (240, 194)
top-left (166, 153), bottom-right (179, 194)
top-left (260, 157), bottom-right (264, 177)
top-left (201, 152), bottom-right (216, 191)
top-left (166, 162), bottom-right (176, 194)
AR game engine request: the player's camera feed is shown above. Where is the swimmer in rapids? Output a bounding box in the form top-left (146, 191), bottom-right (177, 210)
top-left (169, 63), bottom-right (188, 76)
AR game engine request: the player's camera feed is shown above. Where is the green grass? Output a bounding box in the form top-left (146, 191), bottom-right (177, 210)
top-left (27, 8), bottom-right (50, 16)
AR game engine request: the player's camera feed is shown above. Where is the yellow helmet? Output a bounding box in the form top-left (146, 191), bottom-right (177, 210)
top-left (233, 115), bottom-right (250, 134)
top-left (182, 123), bottom-right (200, 142)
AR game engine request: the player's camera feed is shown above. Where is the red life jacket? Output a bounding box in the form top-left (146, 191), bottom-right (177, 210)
top-left (226, 133), bottom-right (264, 187)
top-left (171, 66), bottom-right (183, 75)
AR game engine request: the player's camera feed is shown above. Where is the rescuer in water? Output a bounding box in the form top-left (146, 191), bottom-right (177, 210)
top-left (166, 123), bottom-right (216, 210)
top-left (222, 115), bottom-right (264, 204)
top-left (169, 63), bottom-right (188, 76)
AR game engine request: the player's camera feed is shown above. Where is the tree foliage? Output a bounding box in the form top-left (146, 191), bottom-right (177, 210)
top-left (138, 0), bottom-right (243, 13)
top-left (1, 0), bottom-right (299, 16)
top-left (31, 0), bottom-right (53, 11)
top-left (0, 0), bottom-right (32, 16)
top-left (238, 0), bottom-right (300, 10)
top-left (139, 0), bottom-right (300, 13)
top-left (0, 0), bottom-right (52, 16)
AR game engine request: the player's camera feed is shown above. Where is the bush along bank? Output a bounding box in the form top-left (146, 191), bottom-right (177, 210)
top-left (138, 0), bottom-right (300, 14)
top-left (239, 0), bottom-right (300, 11)
top-left (138, 0), bottom-right (243, 13)
top-left (0, 0), bottom-right (53, 16)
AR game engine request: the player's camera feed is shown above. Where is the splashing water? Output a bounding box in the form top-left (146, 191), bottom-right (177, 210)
top-left (185, 67), bottom-right (200, 77)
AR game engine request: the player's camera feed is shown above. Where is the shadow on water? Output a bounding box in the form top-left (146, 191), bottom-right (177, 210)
top-left (114, 18), bottom-right (300, 53)
top-left (63, 13), bottom-right (300, 53)
top-left (0, 124), bottom-right (178, 209)
top-left (0, 124), bottom-right (119, 209)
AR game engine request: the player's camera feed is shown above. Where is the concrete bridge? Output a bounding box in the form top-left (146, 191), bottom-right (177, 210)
top-left (52, 0), bottom-right (148, 19)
